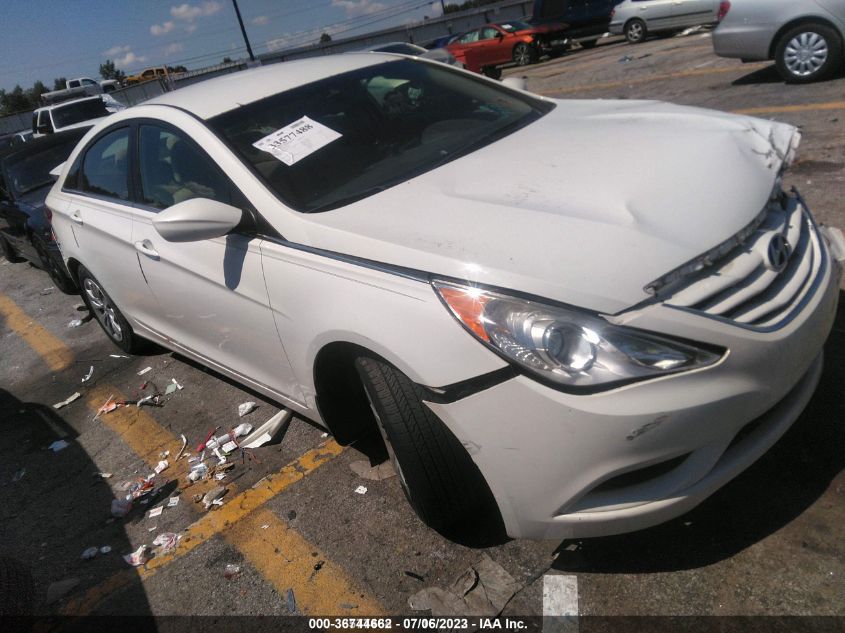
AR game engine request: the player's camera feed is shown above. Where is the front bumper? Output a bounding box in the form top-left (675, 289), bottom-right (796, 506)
top-left (426, 232), bottom-right (840, 540)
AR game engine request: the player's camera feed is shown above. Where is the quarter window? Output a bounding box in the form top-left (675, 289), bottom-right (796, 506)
top-left (80, 128), bottom-right (130, 201)
top-left (137, 124), bottom-right (232, 210)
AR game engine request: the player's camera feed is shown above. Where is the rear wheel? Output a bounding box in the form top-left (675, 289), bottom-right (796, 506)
top-left (355, 356), bottom-right (501, 534)
top-left (77, 265), bottom-right (146, 354)
top-left (775, 23), bottom-right (843, 83)
top-left (0, 235), bottom-right (23, 263)
top-left (626, 19), bottom-right (647, 44)
top-left (32, 237), bottom-right (76, 294)
top-left (481, 65), bottom-right (502, 80)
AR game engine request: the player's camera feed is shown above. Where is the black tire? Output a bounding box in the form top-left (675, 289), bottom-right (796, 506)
top-left (481, 66), bottom-right (502, 80)
top-left (580, 39), bottom-right (598, 49)
top-left (0, 235), bottom-right (23, 263)
top-left (774, 23), bottom-right (843, 84)
top-left (625, 19), bottom-right (647, 44)
top-left (76, 265), bottom-right (145, 354)
top-left (0, 557), bottom-right (35, 616)
top-left (32, 237), bottom-right (76, 294)
top-left (512, 42), bottom-right (536, 66)
top-left (355, 356), bottom-right (500, 534)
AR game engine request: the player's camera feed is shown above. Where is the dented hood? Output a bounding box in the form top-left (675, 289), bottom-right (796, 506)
top-left (302, 99), bottom-right (800, 314)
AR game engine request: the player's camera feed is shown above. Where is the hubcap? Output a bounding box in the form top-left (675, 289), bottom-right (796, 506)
top-left (83, 278), bottom-right (123, 342)
top-left (785, 32), bottom-right (828, 76)
top-left (515, 45), bottom-right (529, 65)
top-left (629, 23), bottom-right (643, 40)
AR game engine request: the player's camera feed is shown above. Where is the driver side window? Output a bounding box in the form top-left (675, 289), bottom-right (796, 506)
top-left (137, 124), bottom-right (234, 211)
top-left (480, 27), bottom-right (500, 40)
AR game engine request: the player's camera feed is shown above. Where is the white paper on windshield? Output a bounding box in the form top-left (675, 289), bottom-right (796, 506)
top-left (252, 116), bottom-right (341, 166)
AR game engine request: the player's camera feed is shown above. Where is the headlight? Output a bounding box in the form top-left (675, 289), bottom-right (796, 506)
top-left (433, 281), bottom-right (723, 392)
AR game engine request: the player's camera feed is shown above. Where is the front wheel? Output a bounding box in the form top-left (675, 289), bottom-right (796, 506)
top-left (625, 19), bottom-right (647, 44)
top-left (775, 24), bottom-right (843, 84)
top-left (355, 356), bottom-right (500, 534)
top-left (513, 42), bottom-right (536, 66)
top-left (33, 237), bottom-right (76, 294)
top-left (77, 265), bottom-right (146, 353)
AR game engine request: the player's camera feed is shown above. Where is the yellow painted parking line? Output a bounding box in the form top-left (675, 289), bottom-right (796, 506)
top-left (63, 439), bottom-right (346, 615)
top-left (734, 101), bottom-right (845, 115)
top-left (225, 508), bottom-right (384, 615)
top-left (0, 294), bottom-right (73, 372)
top-left (546, 62), bottom-right (767, 95)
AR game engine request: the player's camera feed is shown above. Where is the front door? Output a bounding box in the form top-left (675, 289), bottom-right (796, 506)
top-left (671, 0), bottom-right (717, 28)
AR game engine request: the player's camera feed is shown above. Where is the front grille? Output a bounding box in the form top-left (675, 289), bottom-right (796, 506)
top-left (662, 193), bottom-right (823, 329)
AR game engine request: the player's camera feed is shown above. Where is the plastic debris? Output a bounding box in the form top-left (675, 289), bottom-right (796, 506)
top-left (321, 432), bottom-right (329, 438)
top-left (123, 545), bottom-right (149, 567)
top-left (408, 554), bottom-right (518, 617)
top-left (53, 392), bottom-right (81, 409)
top-left (261, 524), bottom-right (270, 530)
top-left (136, 394), bottom-right (162, 408)
top-left (81, 366), bottom-right (94, 383)
top-left (154, 460), bottom-right (169, 474)
top-left (110, 354), bottom-right (129, 358)
top-left (619, 54), bottom-right (633, 63)
top-left (137, 366), bottom-right (152, 376)
top-left (94, 472), bottom-right (112, 479)
top-left (67, 319), bottom-right (84, 328)
top-left (175, 434), bottom-right (188, 460)
top-left (238, 401), bottom-right (257, 417)
top-left (241, 410), bottom-right (292, 448)
top-left (111, 499), bottom-right (132, 518)
top-left (286, 588), bottom-right (297, 614)
top-left (46, 578), bottom-right (80, 605)
top-left (171, 378), bottom-right (183, 390)
top-left (148, 506), bottom-right (163, 518)
top-left (49, 439), bottom-right (70, 452)
top-left (214, 472), bottom-right (227, 481)
top-left (350, 460), bottom-right (397, 481)
top-left (202, 486), bottom-right (227, 509)
top-left (100, 546), bottom-right (111, 554)
top-left (167, 496), bottom-right (180, 508)
top-left (224, 564), bottom-right (241, 579)
top-left (187, 462), bottom-right (209, 483)
top-left (152, 532), bottom-right (180, 554)
top-left (165, 383), bottom-right (178, 395)
top-left (12, 469), bottom-right (26, 482)
top-left (354, 485), bottom-right (368, 495)
top-left (81, 547), bottom-right (99, 560)
top-left (40, 286), bottom-right (55, 295)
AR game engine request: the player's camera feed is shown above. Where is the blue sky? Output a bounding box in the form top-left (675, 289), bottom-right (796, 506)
top-left (0, 0), bottom-right (446, 91)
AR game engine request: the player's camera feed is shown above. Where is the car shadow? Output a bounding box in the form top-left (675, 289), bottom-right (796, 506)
top-left (0, 386), bottom-right (152, 617)
top-left (551, 289), bottom-right (845, 574)
top-left (733, 63), bottom-right (845, 85)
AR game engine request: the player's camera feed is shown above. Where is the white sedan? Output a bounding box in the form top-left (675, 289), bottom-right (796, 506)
top-left (47, 54), bottom-right (844, 540)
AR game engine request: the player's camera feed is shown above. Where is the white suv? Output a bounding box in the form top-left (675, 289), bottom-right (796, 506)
top-left (47, 55), bottom-right (844, 539)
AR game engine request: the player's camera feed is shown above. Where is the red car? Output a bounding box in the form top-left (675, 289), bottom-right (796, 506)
top-left (447, 20), bottom-right (568, 76)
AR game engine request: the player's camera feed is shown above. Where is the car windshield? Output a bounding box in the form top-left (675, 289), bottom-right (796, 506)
top-left (52, 99), bottom-right (109, 129)
top-left (498, 21), bottom-right (532, 32)
top-left (373, 43), bottom-right (427, 55)
top-left (5, 138), bottom-right (81, 195)
top-left (209, 59), bottom-right (552, 212)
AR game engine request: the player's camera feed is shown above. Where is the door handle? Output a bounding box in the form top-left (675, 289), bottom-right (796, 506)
top-left (134, 240), bottom-right (159, 258)
top-left (70, 210), bottom-right (83, 225)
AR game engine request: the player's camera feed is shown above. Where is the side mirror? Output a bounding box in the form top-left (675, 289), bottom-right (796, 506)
top-left (152, 197), bottom-right (243, 242)
top-left (496, 32), bottom-right (504, 39)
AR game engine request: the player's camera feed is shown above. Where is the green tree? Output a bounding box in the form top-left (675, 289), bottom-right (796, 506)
top-left (1, 85), bottom-right (32, 114)
top-left (222, 57), bottom-right (233, 64)
top-left (99, 59), bottom-right (126, 82)
top-left (53, 77), bottom-right (68, 91)
top-left (30, 80), bottom-right (48, 104)
top-left (319, 32), bottom-right (332, 44)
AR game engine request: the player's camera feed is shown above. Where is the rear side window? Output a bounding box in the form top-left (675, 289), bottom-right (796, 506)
top-left (137, 124), bottom-right (233, 210)
top-left (80, 128), bottom-right (130, 201)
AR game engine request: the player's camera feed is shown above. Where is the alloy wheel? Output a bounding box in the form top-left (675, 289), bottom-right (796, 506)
top-left (83, 278), bottom-right (123, 342)
top-left (784, 32), bottom-right (829, 77)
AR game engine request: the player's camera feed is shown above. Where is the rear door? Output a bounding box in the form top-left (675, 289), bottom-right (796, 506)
top-left (671, 0), bottom-right (718, 28)
top-left (630, 0), bottom-right (675, 30)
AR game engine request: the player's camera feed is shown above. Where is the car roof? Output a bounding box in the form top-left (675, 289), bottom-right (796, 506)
top-left (145, 54), bottom-right (390, 120)
top-left (0, 127), bottom-right (90, 164)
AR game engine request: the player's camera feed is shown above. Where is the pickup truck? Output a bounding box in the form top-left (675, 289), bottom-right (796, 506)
top-left (125, 66), bottom-right (171, 85)
top-left (41, 77), bottom-right (121, 106)
top-left (31, 96), bottom-right (111, 138)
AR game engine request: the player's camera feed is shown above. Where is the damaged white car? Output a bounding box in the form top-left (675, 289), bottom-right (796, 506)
top-left (47, 55), bottom-right (845, 539)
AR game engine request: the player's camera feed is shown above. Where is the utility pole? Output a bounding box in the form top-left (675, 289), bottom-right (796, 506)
top-left (440, 0), bottom-right (447, 14)
top-left (231, 0), bottom-right (256, 62)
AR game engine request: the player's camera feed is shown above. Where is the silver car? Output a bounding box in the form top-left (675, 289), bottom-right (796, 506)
top-left (713, 0), bottom-right (845, 83)
top-left (610, 0), bottom-right (722, 43)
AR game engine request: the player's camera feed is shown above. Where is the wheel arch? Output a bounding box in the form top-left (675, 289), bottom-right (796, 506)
top-left (768, 16), bottom-right (844, 59)
top-left (65, 257), bottom-right (82, 282)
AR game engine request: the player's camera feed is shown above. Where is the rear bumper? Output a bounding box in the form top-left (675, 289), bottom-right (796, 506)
top-left (425, 242), bottom-right (839, 540)
top-left (712, 24), bottom-right (774, 60)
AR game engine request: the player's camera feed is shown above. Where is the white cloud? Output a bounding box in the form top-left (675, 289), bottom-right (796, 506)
top-left (251, 15), bottom-right (269, 26)
top-left (265, 35), bottom-right (291, 52)
top-left (170, 1), bottom-right (222, 22)
top-left (103, 44), bottom-right (131, 57)
top-left (115, 51), bottom-right (148, 68)
top-left (185, 23), bottom-right (198, 34)
top-left (163, 42), bottom-right (184, 56)
top-left (331, 0), bottom-right (387, 19)
top-left (428, 2), bottom-right (444, 18)
top-left (150, 20), bottom-right (176, 36)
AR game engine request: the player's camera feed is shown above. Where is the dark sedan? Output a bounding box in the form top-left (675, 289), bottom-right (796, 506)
top-left (0, 128), bottom-right (90, 292)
